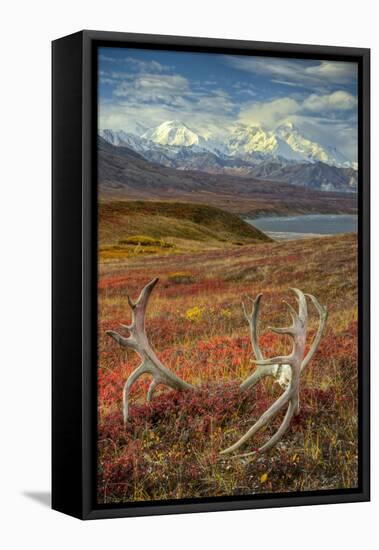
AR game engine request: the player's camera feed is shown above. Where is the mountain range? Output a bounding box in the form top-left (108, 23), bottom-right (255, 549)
top-left (98, 136), bottom-right (357, 217)
top-left (99, 120), bottom-right (357, 193)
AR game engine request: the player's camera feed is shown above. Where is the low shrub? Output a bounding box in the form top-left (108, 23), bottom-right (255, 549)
top-left (167, 272), bottom-right (195, 284)
top-left (119, 235), bottom-right (175, 248)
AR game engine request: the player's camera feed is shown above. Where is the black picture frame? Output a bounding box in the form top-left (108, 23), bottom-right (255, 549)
top-left (52, 30), bottom-right (370, 520)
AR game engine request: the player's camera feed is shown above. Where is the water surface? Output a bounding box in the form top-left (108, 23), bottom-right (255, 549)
top-left (247, 214), bottom-right (357, 241)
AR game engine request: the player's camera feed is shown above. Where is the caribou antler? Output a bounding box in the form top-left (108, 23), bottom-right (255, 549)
top-left (302, 293), bottom-right (328, 373)
top-left (106, 278), bottom-right (195, 423)
top-left (220, 289), bottom-right (327, 455)
top-left (240, 294), bottom-right (283, 391)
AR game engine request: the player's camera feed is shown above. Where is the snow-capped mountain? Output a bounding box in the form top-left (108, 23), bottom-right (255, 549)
top-left (226, 123), bottom-right (305, 162)
top-left (142, 120), bottom-right (205, 148)
top-left (99, 129), bottom-right (146, 151)
top-left (100, 119), bottom-right (353, 168)
top-left (98, 119), bottom-right (357, 192)
top-left (275, 122), bottom-right (351, 167)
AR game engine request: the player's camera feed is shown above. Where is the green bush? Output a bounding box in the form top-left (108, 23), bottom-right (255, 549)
top-left (167, 272), bottom-right (195, 284)
top-left (118, 235), bottom-right (175, 248)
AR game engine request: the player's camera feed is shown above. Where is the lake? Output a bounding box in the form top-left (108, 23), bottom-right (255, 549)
top-left (246, 214), bottom-right (358, 241)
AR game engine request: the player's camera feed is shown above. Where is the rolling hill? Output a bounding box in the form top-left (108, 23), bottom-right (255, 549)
top-left (99, 200), bottom-right (271, 256)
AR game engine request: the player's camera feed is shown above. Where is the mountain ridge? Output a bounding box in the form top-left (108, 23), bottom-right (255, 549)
top-left (99, 119), bottom-right (357, 193)
top-left (98, 137), bottom-right (357, 216)
top-left (100, 119), bottom-right (355, 169)
top-left (99, 120), bottom-right (357, 193)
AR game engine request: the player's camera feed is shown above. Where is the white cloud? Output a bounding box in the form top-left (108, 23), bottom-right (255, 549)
top-left (100, 55), bottom-right (172, 73)
top-left (99, 100), bottom-right (234, 138)
top-left (303, 90), bottom-right (357, 112)
top-left (239, 91), bottom-right (357, 128)
top-left (114, 74), bottom-right (190, 107)
top-left (305, 62), bottom-right (357, 84)
top-left (224, 56), bottom-right (357, 89)
top-left (239, 97), bottom-right (301, 127)
top-left (99, 72), bottom-right (236, 138)
top-left (290, 115), bottom-right (357, 162)
top-left (271, 79), bottom-right (302, 88)
top-left (124, 57), bottom-right (172, 73)
top-left (100, 66), bottom-right (236, 126)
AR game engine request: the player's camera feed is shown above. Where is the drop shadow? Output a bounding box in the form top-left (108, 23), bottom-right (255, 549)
top-left (22, 491), bottom-right (51, 508)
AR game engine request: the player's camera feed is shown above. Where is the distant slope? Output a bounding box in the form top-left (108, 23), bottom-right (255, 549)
top-left (247, 161), bottom-right (357, 192)
top-left (98, 138), bottom-right (358, 217)
top-left (99, 200), bottom-right (272, 249)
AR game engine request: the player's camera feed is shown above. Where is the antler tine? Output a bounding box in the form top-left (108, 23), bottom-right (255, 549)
top-left (301, 293), bottom-right (328, 372)
top-left (134, 277), bottom-right (159, 308)
top-left (291, 288), bottom-right (308, 324)
top-left (106, 330), bottom-right (135, 350)
top-left (106, 277), bottom-right (195, 423)
top-left (240, 293), bottom-right (279, 392)
top-left (252, 355), bottom-right (293, 366)
top-left (220, 386), bottom-right (294, 455)
top-left (227, 400), bottom-right (297, 459)
top-left (126, 294), bottom-right (135, 309)
top-left (120, 323), bottom-right (133, 331)
top-left (241, 300), bottom-right (249, 322)
top-left (130, 277), bottom-right (159, 333)
top-left (243, 293), bottom-right (264, 361)
top-left (283, 299), bottom-right (299, 324)
top-left (269, 300), bottom-right (298, 335)
top-left (110, 279), bottom-right (160, 345)
top-left (269, 326), bottom-right (294, 336)
top-left (305, 292), bottom-right (327, 320)
top-left (146, 379), bottom-right (160, 402)
top-left (258, 399), bottom-right (296, 453)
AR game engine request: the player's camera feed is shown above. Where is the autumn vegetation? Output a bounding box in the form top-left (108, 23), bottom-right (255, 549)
top-left (97, 199), bottom-right (358, 504)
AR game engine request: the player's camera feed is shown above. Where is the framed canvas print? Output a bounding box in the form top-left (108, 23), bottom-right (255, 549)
top-left (52, 30), bottom-right (370, 520)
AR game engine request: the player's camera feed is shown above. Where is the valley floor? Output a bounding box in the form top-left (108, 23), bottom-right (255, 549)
top-left (97, 233), bottom-right (358, 503)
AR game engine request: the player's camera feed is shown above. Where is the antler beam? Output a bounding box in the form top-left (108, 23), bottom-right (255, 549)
top-left (106, 278), bottom-right (195, 423)
top-left (220, 289), bottom-right (327, 455)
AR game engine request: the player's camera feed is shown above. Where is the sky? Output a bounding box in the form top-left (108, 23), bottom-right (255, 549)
top-left (98, 47), bottom-right (358, 162)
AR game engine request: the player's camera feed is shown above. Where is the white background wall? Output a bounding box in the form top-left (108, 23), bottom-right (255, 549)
top-left (0, 0), bottom-right (376, 547)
